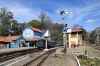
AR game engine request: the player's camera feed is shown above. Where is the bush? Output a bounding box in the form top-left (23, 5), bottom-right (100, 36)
top-left (77, 55), bottom-right (100, 66)
top-left (77, 54), bottom-right (87, 60)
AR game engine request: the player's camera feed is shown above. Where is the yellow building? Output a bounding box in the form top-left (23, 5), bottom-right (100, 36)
top-left (67, 29), bottom-right (83, 48)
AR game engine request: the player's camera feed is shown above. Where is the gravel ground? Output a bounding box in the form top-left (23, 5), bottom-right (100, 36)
top-left (41, 45), bottom-right (100, 66)
top-left (2, 45), bottom-right (100, 66)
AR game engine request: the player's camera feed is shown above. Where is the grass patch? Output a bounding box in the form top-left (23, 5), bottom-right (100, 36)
top-left (77, 54), bottom-right (100, 66)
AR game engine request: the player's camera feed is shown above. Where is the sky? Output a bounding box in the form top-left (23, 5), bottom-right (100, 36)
top-left (0, 0), bottom-right (100, 31)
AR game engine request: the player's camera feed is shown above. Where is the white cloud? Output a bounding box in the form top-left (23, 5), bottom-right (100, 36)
top-left (54, 0), bottom-right (100, 27)
top-left (0, 0), bottom-right (100, 30)
top-left (9, 3), bottom-right (43, 22)
top-left (86, 19), bottom-right (95, 23)
top-left (0, 2), bottom-right (42, 22)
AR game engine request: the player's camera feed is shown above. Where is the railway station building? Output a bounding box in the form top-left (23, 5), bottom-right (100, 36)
top-left (22, 26), bottom-right (51, 48)
top-left (62, 28), bottom-right (83, 48)
top-left (0, 36), bottom-right (25, 48)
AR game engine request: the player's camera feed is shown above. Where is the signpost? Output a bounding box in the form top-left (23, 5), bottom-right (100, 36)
top-left (60, 10), bottom-right (71, 53)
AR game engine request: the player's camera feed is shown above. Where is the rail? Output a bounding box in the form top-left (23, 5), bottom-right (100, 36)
top-left (23, 49), bottom-right (56, 66)
top-left (0, 49), bottom-right (39, 63)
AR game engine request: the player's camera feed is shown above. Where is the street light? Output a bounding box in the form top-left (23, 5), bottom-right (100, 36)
top-left (60, 10), bottom-right (71, 53)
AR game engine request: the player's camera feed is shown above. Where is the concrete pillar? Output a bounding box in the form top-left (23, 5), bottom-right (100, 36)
top-left (80, 37), bottom-right (82, 45)
top-left (44, 38), bottom-right (49, 51)
top-left (77, 32), bottom-right (78, 45)
top-left (69, 34), bottom-right (71, 48)
top-left (45, 38), bottom-right (47, 49)
top-left (77, 32), bottom-right (78, 37)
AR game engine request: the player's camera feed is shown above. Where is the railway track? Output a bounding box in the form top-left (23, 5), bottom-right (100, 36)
top-left (0, 49), bottom-right (42, 65)
top-left (23, 49), bottom-right (56, 66)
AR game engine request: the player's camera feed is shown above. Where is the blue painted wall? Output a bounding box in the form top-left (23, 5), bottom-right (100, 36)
top-left (22, 26), bottom-right (52, 48)
top-left (23, 27), bottom-right (34, 38)
top-left (9, 36), bottom-right (26, 48)
top-left (34, 31), bottom-right (42, 38)
top-left (23, 26), bottom-right (42, 39)
top-left (23, 26), bottom-right (52, 40)
top-left (25, 42), bottom-right (29, 47)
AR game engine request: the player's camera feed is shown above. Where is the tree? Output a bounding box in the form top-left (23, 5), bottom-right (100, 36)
top-left (0, 7), bottom-right (25, 36)
top-left (43, 16), bottom-right (52, 31)
top-left (27, 20), bottom-right (41, 29)
top-left (88, 30), bottom-right (95, 44)
top-left (0, 7), bottom-right (13, 36)
top-left (79, 27), bottom-right (87, 41)
top-left (71, 24), bottom-right (83, 30)
top-left (39, 12), bottom-right (53, 31)
top-left (71, 24), bottom-right (87, 41)
top-left (39, 12), bottom-right (46, 30)
top-left (17, 22), bottom-right (26, 35)
top-left (51, 23), bottom-right (63, 42)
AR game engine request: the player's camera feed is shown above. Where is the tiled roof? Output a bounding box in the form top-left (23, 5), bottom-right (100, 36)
top-left (72, 30), bottom-right (82, 32)
top-left (29, 26), bottom-right (42, 33)
top-left (0, 38), bottom-right (4, 42)
top-left (0, 37), bottom-right (12, 42)
top-left (26, 38), bottom-right (39, 41)
top-left (6, 36), bottom-right (21, 41)
top-left (4, 37), bottom-right (12, 42)
top-left (0, 36), bottom-right (21, 43)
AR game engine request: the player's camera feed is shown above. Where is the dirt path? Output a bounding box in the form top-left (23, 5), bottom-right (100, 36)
top-left (43, 45), bottom-right (100, 66)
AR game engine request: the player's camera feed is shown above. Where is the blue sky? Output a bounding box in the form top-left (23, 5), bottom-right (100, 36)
top-left (0, 0), bottom-right (100, 31)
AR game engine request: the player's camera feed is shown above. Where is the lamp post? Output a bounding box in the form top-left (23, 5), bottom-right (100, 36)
top-left (60, 10), bottom-right (71, 53)
top-left (43, 30), bottom-right (50, 51)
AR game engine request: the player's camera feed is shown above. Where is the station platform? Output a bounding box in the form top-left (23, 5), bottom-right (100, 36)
top-left (0, 47), bottom-right (36, 53)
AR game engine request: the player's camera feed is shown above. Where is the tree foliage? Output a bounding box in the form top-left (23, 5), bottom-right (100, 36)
top-left (71, 24), bottom-right (87, 41)
top-left (39, 12), bottom-right (63, 42)
top-left (27, 20), bottom-right (41, 29)
top-left (0, 7), bottom-right (25, 36)
top-left (39, 12), bottom-right (46, 30)
top-left (51, 23), bottom-right (63, 42)
top-left (0, 7), bottom-right (89, 43)
top-left (71, 24), bottom-right (83, 30)
top-left (88, 30), bottom-right (95, 44)
top-left (0, 7), bottom-right (13, 36)
top-left (79, 27), bottom-right (87, 40)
